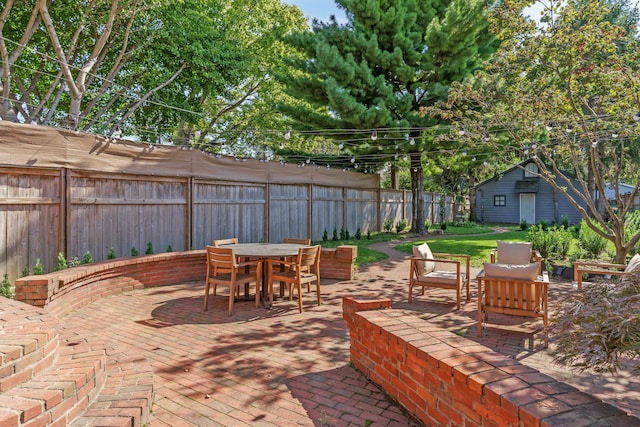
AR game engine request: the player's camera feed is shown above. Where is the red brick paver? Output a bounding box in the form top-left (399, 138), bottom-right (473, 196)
top-left (56, 237), bottom-right (640, 426)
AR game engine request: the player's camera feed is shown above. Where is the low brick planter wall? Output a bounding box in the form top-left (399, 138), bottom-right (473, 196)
top-left (15, 246), bottom-right (356, 318)
top-left (343, 295), bottom-right (640, 427)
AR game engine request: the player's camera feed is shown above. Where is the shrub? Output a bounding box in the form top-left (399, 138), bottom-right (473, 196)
top-left (520, 219), bottom-right (528, 230)
top-left (396, 219), bottom-right (407, 234)
top-left (332, 228), bottom-right (338, 241)
top-left (383, 217), bottom-right (394, 232)
top-left (366, 230), bottom-right (371, 240)
top-left (625, 211), bottom-right (640, 254)
top-left (339, 228), bottom-right (346, 240)
top-left (355, 228), bottom-right (362, 240)
top-left (537, 218), bottom-right (550, 231)
top-left (560, 214), bottom-right (570, 229)
top-left (55, 252), bottom-right (68, 271)
top-left (440, 222), bottom-right (447, 231)
top-left (528, 224), bottom-right (554, 259)
top-left (82, 251), bottom-right (93, 264)
top-left (550, 226), bottom-right (572, 259)
top-left (166, 245), bottom-right (173, 252)
top-left (68, 256), bottom-right (80, 267)
top-left (425, 219), bottom-right (432, 231)
top-left (322, 230), bottom-right (328, 242)
top-left (21, 266), bottom-right (29, 277)
top-left (108, 247), bottom-right (116, 259)
top-left (1, 273), bottom-right (14, 299)
top-left (550, 275), bottom-right (640, 373)
top-left (145, 242), bottom-right (154, 255)
top-left (578, 219), bottom-right (607, 258)
top-left (131, 246), bottom-right (139, 256)
top-left (33, 258), bottom-right (44, 275)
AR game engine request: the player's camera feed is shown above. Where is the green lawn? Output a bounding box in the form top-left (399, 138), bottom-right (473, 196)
top-left (317, 224), bottom-right (531, 268)
top-left (395, 230), bottom-right (531, 268)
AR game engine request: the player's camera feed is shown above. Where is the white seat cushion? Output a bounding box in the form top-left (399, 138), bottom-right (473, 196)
top-left (412, 243), bottom-right (436, 274)
top-left (496, 241), bottom-right (532, 265)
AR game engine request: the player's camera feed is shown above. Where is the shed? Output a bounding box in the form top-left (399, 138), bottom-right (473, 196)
top-left (474, 160), bottom-right (587, 225)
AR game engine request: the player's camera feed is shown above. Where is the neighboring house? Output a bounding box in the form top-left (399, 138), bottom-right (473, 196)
top-left (474, 160), bottom-right (588, 225)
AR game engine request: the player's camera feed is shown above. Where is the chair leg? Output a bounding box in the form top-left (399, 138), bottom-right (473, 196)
top-left (268, 278), bottom-right (274, 306)
top-left (315, 281), bottom-right (321, 305)
top-left (408, 282), bottom-right (413, 303)
top-left (297, 282), bottom-right (303, 313)
top-left (255, 280), bottom-right (260, 308)
top-left (228, 284), bottom-right (235, 316)
top-left (477, 307), bottom-right (483, 337)
top-left (204, 278), bottom-right (210, 311)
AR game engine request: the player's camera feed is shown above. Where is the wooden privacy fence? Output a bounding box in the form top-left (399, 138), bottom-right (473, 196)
top-left (0, 122), bottom-right (463, 281)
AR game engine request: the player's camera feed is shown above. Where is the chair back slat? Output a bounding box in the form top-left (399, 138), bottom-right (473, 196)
top-left (213, 238), bottom-right (239, 247)
top-left (298, 245), bottom-right (320, 269)
top-left (283, 238), bottom-right (311, 245)
top-left (207, 246), bottom-right (236, 272)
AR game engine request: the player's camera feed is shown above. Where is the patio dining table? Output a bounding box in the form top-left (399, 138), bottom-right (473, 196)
top-left (226, 242), bottom-right (310, 308)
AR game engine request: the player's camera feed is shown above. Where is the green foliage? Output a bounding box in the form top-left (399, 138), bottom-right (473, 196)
top-left (166, 245), bottom-right (173, 253)
top-left (366, 230), bottom-right (371, 240)
top-left (355, 228), bottom-right (362, 240)
top-left (332, 228), bottom-right (338, 242)
top-left (55, 253), bottom-right (68, 271)
top-left (528, 225), bottom-right (573, 259)
top-left (21, 267), bottom-right (29, 277)
top-left (131, 247), bottom-right (139, 257)
top-left (145, 242), bottom-right (154, 255)
top-left (68, 256), bottom-right (80, 267)
top-left (1, 274), bottom-right (14, 299)
top-left (537, 219), bottom-right (550, 231)
top-left (520, 219), bottom-right (528, 230)
top-left (395, 219), bottom-right (407, 234)
top-left (383, 218), bottom-right (394, 233)
top-left (579, 220), bottom-right (607, 258)
top-left (33, 259), bottom-right (44, 275)
top-left (322, 230), bottom-right (328, 242)
top-left (108, 247), bottom-right (116, 260)
top-left (82, 251), bottom-right (93, 264)
top-left (560, 214), bottom-right (570, 230)
top-left (551, 276), bottom-right (640, 373)
top-left (625, 211), bottom-right (640, 254)
top-left (440, 222), bottom-right (447, 231)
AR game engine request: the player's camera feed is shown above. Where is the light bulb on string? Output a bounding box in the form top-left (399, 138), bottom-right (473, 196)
top-left (532, 143), bottom-right (537, 150)
top-left (338, 143), bottom-right (344, 149)
top-left (612, 131), bottom-right (619, 138)
top-left (462, 150), bottom-right (467, 156)
top-left (350, 157), bottom-right (356, 163)
top-left (371, 131), bottom-right (378, 140)
top-left (545, 122), bottom-right (553, 131)
top-left (458, 128), bottom-right (465, 136)
top-left (354, 164), bottom-right (358, 169)
top-left (284, 130), bottom-right (291, 140)
top-left (306, 158), bottom-right (311, 164)
top-left (483, 133), bottom-right (491, 142)
top-left (472, 156), bottom-right (476, 161)
top-left (565, 125), bottom-right (573, 133)
top-left (409, 137), bottom-right (415, 145)
top-left (403, 155), bottom-right (408, 161)
top-left (592, 141), bottom-right (598, 148)
top-left (634, 112), bottom-right (640, 121)
top-left (279, 142), bottom-right (284, 149)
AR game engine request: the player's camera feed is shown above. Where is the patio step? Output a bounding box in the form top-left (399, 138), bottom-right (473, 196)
top-left (0, 298), bottom-right (153, 427)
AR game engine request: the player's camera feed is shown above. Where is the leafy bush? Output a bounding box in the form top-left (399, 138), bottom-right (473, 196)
top-left (1, 274), bottom-right (14, 299)
top-left (68, 256), bottom-right (80, 267)
top-left (550, 275), bottom-right (640, 373)
top-left (166, 245), bottom-right (173, 252)
top-left (145, 242), bottom-right (154, 255)
top-left (529, 224), bottom-right (573, 259)
top-left (332, 228), bottom-right (338, 241)
top-left (355, 228), bottom-right (362, 240)
top-left (520, 219), bottom-right (528, 230)
top-left (383, 218), bottom-right (394, 232)
top-left (33, 259), bottom-right (44, 275)
top-left (82, 251), bottom-right (93, 264)
top-left (21, 266), bottom-right (29, 277)
top-left (537, 218), bottom-right (550, 231)
top-left (131, 246), bottom-right (139, 257)
top-left (322, 230), bottom-right (328, 242)
top-left (560, 214), bottom-right (570, 230)
top-left (440, 222), bottom-right (447, 231)
top-left (578, 219), bottom-right (607, 258)
top-left (108, 247), bottom-right (116, 259)
top-left (528, 224), bottom-right (554, 259)
top-left (395, 219), bottom-right (407, 234)
top-left (55, 252), bottom-right (68, 271)
top-left (625, 211), bottom-right (640, 254)
top-left (366, 230), bottom-right (371, 240)
top-left (425, 219), bottom-right (432, 231)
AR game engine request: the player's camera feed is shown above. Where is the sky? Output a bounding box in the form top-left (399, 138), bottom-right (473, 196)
top-left (283, 0), bottom-right (347, 24)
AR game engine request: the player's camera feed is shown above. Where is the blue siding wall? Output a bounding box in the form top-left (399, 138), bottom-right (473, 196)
top-left (475, 162), bottom-right (587, 225)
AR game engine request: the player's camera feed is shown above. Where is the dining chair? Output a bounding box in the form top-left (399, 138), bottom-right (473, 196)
top-left (267, 245), bottom-right (321, 313)
top-left (213, 237), bottom-right (239, 247)
top-left (203, 246), bottom-right (261, 316)
top-left (280, 237), bottom-right (312, 296)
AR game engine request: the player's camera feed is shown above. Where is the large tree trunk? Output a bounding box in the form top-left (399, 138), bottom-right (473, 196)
top-left (410, 151), bottom-right (426, 234)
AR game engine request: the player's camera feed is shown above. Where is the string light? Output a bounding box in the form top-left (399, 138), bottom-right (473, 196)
top-left (371, 130), bottom-right (377, 140)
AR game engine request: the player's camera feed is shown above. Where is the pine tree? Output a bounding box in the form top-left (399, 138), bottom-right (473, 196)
top-left (275, 0), bottom-right (497, 233)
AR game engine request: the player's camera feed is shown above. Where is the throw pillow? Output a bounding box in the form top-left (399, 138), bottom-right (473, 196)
top-left (412, 243), bottom-right (436, 274)
top-left (496, 240), bottom-right (532, 265)
top-left (483, 262), bottom-right (540, 281)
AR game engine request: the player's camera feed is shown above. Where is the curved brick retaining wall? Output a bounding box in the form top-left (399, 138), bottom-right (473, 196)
top-left (342, 295), bottom-right (640, 427)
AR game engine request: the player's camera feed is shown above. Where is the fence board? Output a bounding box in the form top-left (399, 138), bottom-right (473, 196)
top-left (312, 186), bottom-right (344, 240)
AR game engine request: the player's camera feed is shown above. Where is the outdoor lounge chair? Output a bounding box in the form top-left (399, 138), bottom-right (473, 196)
top-left (491, 240), bottom-right (543, 275)
top-left (477, 262), bottom-right (549, 347)
top-left (573, 253), bottom-right (640, 289)
top-left (409, 242), bottom-right (470, 310)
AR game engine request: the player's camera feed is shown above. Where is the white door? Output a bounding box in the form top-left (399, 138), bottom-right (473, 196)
top-left (520, 193), bottom-right (536, 225)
